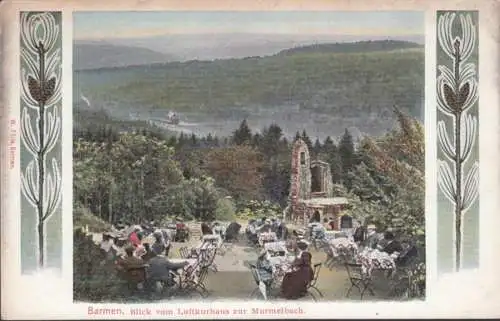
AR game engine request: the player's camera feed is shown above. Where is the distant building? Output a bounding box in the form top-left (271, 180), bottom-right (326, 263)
top-left (287, 138), bottom-right (350, 230)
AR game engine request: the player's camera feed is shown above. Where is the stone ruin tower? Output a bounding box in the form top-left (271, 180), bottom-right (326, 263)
top-left (288, 138), bottom-right (312, 220)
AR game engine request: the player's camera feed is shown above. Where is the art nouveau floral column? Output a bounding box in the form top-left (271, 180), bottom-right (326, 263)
top-left (437, 12), bottom-right (479, 272)
top-left (20, 12), bottom-right (62, 269)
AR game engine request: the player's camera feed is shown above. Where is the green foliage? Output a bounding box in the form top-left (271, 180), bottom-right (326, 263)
top-left (339, 128), bottom-right (356, 185)
top-left (74, 203), bottom-right (112, 233)
top-left (78, 47), bottom-right (424, 120)
top-left (73, 229), bottom-right (125, 302)
top-left (215, 197), bottom-right (237, 221)
top-left (235, 200), bottom-right (282, 220)
top-left (147, 176), bottom-right (221, 222)
top-left (232, 119), bottom-right (252, 145)
top-left (73, 132), bottom-right (184, 224)
top-left (345, 110), bottom-right (424, 238)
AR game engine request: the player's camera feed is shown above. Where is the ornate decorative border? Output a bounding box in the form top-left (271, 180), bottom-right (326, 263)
top-left (20, 12), bottom-right (62, 271)
top-left (436, 11), bottom-right (479, 273)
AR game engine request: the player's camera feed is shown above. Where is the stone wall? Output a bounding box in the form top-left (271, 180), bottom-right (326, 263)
top-left (288, 139), bottom-right (338, 222)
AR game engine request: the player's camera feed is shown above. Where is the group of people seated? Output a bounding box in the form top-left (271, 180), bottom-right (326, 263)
top-left (200, 221), bottom-right (242, 242)
top-left (99, 226), bottom-right (190, 292)
top-left (255, 236), bottom-right (314, 300)
top-left (352, 223), bottom-right (404, 257)
top-left (246, 217), bottom-right (288, 245)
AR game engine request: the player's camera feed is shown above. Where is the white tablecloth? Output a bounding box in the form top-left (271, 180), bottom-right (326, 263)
top-left (258, 232), bottom-right (277, 246)
top-left (328, 238), bottom-right (358, 259)
top-left (264, 241), bottom-right (287, 252)
top-left (169, 258), bottom-right (197, 266)
top-left (356, 249), bottom-right (396, 275)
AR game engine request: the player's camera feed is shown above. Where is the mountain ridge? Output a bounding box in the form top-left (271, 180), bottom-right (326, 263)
top-left (74, 43), bottom-right (178, 70)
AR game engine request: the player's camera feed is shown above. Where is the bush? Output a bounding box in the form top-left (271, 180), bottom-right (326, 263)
top-left (215, 198), bottom-right (236, 221)
top-left (73, 229), bottom-right (125, 302)
top-left (235, 200), bottom-right (282, 220)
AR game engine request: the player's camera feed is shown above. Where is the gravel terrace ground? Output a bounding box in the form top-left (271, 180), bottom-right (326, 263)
top-left (166, 234), bottom-right (394, 301)
top-left (88, 222), bottom-right (399, 302)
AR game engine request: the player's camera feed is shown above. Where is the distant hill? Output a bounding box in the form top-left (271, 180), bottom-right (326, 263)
top-left (106, 34), bottom-right (424, 62)
top-left (74, 40), bottom-right (424, 138)
top-left (74, 42), bottom-right (178, 70)
top-left (276, 40), bottom-right (423, 56)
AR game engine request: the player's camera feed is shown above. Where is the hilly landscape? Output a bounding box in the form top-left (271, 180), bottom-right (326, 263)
top-left (74, 42), bottom-right (177, 70)
top-left (74, 40), bottom-right (424, 140)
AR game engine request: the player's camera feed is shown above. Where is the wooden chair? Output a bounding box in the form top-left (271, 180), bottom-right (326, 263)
top-left (344, 263), bottom-right (375, 300)
top-left (179, 246), bottom-right (190, 259)
top-left (249, 264), bottom-right (266, 299)
top-left (181, 265), bottom-right (210, 298)
top-left (306, 263), bottom-right (324, 300)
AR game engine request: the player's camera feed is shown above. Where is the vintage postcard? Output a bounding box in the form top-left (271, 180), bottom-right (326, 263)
top-left (1, 0), bottom-right (499, 319)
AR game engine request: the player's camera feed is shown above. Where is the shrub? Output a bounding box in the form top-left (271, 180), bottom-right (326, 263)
top-left (73, 229), bottom-right (125, 302)
top-left (215, 198), bottom-right (236, 221)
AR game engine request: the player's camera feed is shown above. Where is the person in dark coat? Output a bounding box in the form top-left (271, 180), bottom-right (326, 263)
top-left (224, 222), bottom-right (241, 242)
top-left (281, 251), bottom-right (314, 299)
top-left (352, 222), bottom-right (366, 243)
top-left (363, 224), bottom-right (379, 250)
top-left (141, 243), bottom-right (155, 262)
top-left (115, 246), bottom-right (147, 286)
top-left (201, 222), bottom-right (213, 236)
top-left (381, 231), bottom-right (403, 256)
top-left (276, 220), bottom-right (287, 240)
top-left (146, 251), bottom-right (189, 290)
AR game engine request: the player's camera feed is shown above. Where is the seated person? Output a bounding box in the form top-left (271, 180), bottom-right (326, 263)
top-left (116, 246), bottom-right (147, 288)
top-left (281, 252), bottom-right (314, 300)
top-left (128, 227), bottom-right (142, 248)
top-left (100, 233), bottom-right (116, 260)
top-left (160, 229), bottom-right (172, 256)
top-left (352, 221), bottom-right (366, 243)
top-left (259, 219), bottom-right (272, 233)
top-left (328, 217), bottom-right (336, 231)
top-left (151, 232), bottom-right (166, 256)
top-left (362, 224), bottom-right (379, 250)
top-left (100, 232), bottom-right (114, 252)
top-left (381, 231), bottom-right (403, 258)
top-left (113, 238), bottom-right (128, 259)
top-left (395, 241), bottom-right (419, 266)
top-left (322, 218), bottom-right (331, 231)
top-left (256, 250), bottom-right (274, 295)
top-left (146, 251), bottom-right (190, 289)
top-left (275, 219), bottom-right (285, 239)
top-left (116, 246), bottom-right (145, 270)
top-left (141, 243), bottom-right (155, 262)
top-left (201, 222), bottom-right (213, 236)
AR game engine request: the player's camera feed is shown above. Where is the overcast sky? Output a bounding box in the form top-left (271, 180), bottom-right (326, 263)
top-left (74, 11), bottom-right (424, 40)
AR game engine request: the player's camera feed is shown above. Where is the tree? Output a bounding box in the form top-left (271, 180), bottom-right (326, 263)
top-left (294, 131), bottom-right (301, 142)
top-left (313, 138), bottom-right (322, 156)
top-left (260, 123), bottom-right (284, 157)
top-left (73, 133), bottom-right (184, 224)
top-left (232, 119), bottom-right (252, 145)
top-left (343, 111), bottom-right (424, 239)
top-left (319, 136), bottom-right (342, 184)
top-left (301, 129), bottom-right (313, 152)
top-left (204, 145), bottom-right (264, 201)
top-left (339, 128), bottom-right (356, 183)
top-left (148, 176), bottom-right (221, 222)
